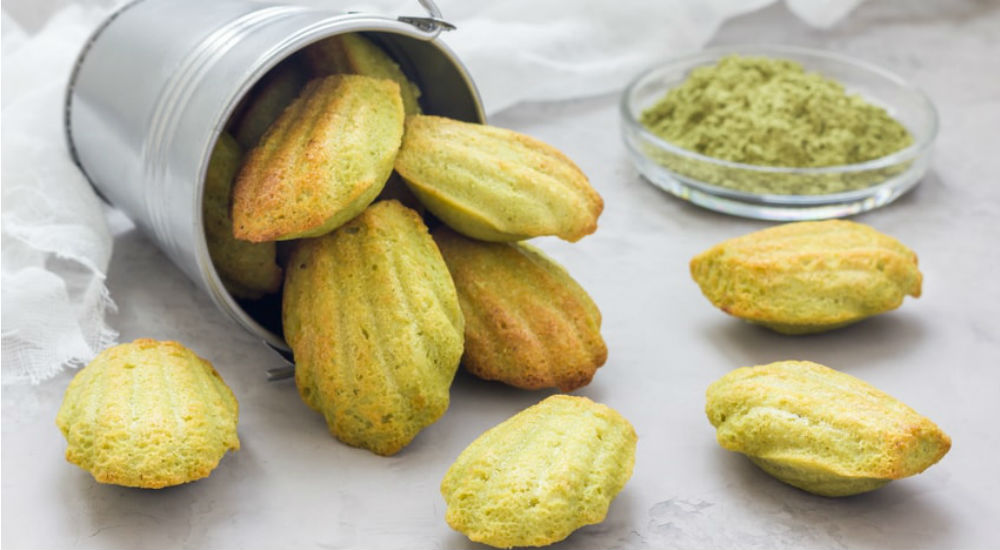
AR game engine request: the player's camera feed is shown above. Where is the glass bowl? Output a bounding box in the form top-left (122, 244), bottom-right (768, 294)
top-left (620, 44), bottom-right (938, 220)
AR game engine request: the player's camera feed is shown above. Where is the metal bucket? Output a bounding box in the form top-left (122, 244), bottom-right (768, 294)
top-left (65, 0), bottom-right (486, 356)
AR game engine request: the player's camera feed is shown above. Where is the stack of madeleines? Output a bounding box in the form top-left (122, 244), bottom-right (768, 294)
top-left (209, 32), bottom-right (610, 456)
top-left (212, 33), bottom-right (632, 546)
top-left (60, 34), bottom-right (634, 546)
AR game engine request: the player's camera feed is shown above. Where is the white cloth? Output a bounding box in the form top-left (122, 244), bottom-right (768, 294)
top-left (0, 0), bottom-right (863, 384)
top-left (2, 5), bottom-right (120, 385)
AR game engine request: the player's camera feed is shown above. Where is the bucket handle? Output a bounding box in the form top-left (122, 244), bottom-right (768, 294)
top-left (398, 0), bottom-right (456, 37)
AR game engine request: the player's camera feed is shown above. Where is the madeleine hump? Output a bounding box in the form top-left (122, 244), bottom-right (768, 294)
top-left (706, 360), bottom-right (950, 497)
top-left (302, 32), bottom-right (423, 116)
top-left (231, 74), bottom-right (404, 242)
top-left (441, 395), bottom-right (636, 548)
top-left (282, 200), bottom-right (464, 456)
top-left (433, 227), bottom-right (606, 392)
top-left (202, 132), bottom-right (282, 299)
top-left (690, 220), bottom-right (922, 334)
top-left (231, 60), bottom-right (307, 150)
top-left (56, 339), bottom-right (240, 489)
top-left (394, 115), bottom-right (603, 242)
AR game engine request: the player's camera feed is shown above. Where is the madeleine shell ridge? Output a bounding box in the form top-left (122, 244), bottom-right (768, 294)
top-left (56, 339), bottom-right (240, 489)
top-left (394, 115), bottom-right (603, 242)
top-left (282, 200), bottom-right (464, 456)
top-left (233, 60), bottom-right (307, 150)
top-left (302, 32), bottom-right (423, 116)
top-left (441, 395), bottom-right (637, 548)
top-left (433, 227), bottom-right (606, 391)
top-left (690, 220), bottom-right (922, 334)
top-left (203, 132), bottom-right (283, 299)
top-left (231, 74), bottom-right (404, 242)
top-left (705, 360), bottom-right (951, 497)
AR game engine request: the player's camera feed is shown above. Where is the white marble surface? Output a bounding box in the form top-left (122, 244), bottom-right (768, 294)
top-left (4, 1), bottom-right (1000, 548)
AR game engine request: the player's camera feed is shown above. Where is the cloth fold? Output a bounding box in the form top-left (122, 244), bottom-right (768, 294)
top-left (2, 5), bottom-right (119, 385)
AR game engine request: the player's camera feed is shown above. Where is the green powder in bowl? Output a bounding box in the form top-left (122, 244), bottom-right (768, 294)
top-left (640, 55), bottom-right (913, 169)
top-left (620, 46), bottom-right (937, 219)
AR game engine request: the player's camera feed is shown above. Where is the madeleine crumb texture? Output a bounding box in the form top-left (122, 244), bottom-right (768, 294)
top-left (441, 395), bottom-right (637, 548)
top-left (231, 74), bottom-right (404, 242)
top-left (690, 219), bottom-right (922, 334)
top-left (202, 132), bottom-right (282, 299)
top-left (394, 115), bottom-right (603, 243)
top-left (232, 60), bottom-right (307, 150)
top-left (434, 227), bottom-right (607, 392)
top-left (302, 32), bottom-right (423, 116)
top-left (706, 360), bottom-right (951, 497)
top-left (56, 339), bottom-right (240, 489)
top-left (283, 200), bottom-right (464, 456)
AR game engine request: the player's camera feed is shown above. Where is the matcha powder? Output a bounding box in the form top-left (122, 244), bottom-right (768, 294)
top-left (640, 56), bottom-right (913, 168)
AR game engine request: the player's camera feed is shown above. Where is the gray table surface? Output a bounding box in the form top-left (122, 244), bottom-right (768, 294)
top-left (4, 1), bottom-right (1000, 548)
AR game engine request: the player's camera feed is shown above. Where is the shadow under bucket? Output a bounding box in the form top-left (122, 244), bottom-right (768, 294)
top-left (65, 0), bottom-right (485, 366)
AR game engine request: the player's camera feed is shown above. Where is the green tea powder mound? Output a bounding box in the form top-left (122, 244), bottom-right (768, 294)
top-left (640, 55), bottom-right (913, 168)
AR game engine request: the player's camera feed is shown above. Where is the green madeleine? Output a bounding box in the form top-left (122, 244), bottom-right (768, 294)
top-left (706, 361), bottom-right (950, 497)
top-left (282, 200), bottom-right (464, 456)
top-left (202, 132), bottom-right (282, 299)
top-left (442, 395), bottom-right (637, 548)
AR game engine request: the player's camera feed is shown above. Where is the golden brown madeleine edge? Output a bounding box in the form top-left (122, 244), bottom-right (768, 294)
top-left (432, 227), bottom-right (607, 392)
top-left (705, 360), bottom-right (950, 483)
top-left (689, 220), bottom-right (923, 328)
top-left (231, 75), bottom-right (404, 242)
top-left (396, 115), bottom-right (604, 242)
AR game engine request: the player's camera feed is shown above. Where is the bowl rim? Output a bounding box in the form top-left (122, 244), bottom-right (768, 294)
top-left (620, 43), bottom-right (939, 176)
